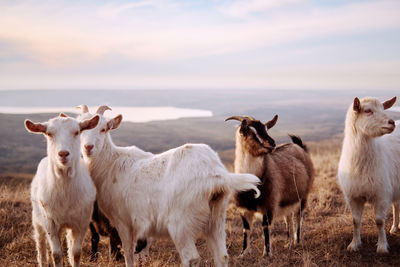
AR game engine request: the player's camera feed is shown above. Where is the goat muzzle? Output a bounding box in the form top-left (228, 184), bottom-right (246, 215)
top-left (58, 150), bottom-right (70, 164)
top-left (84, 144), bottom-right (94, 155)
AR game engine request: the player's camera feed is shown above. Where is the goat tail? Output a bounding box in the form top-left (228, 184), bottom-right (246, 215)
top-left (224, 173), bottom-right (261, 198)
top-left (289, 134), bottom-right (308, 152)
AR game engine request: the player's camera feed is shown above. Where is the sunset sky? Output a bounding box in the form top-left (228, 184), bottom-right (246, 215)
top-left (1, 0), bottom-right (399, 90)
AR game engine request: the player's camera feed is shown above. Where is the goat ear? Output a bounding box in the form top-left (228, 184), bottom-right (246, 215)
top-left (107, 114), bottom-right (122, 130)
top-left (79, 115), bottom-right (100, 132)
top-left (383, 96), bottom-right (396, 110)
top-left (25, 120), bottom-right (47, 134)
top-left (59, 113), bottom-right (68, 118)
top-left (265, 114), bottom-right (278, 129)
top-left (353, 97), bottom-right (361, 113)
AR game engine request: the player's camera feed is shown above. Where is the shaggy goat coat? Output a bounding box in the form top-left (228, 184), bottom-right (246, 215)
top-left (78, 109), bottom-right (260, 267)
top-left (338, 96), bottom-right (400, 253)
top-left (235, 139), bottom-right (314, 214)
top-left (227, 115), bottom-right (314, 256)
top-left (26, 115), bottom-right (98, 267)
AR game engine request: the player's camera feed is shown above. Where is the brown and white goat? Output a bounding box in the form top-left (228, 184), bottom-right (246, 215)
top-left (226, 115), bottom-right (314, 256)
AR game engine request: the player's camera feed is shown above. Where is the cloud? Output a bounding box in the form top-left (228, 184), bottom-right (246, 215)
top-left (0, 0), bottom-right (398, 66)
top-left (218, 0), bottom-right (303, 18)
top-left (0, 0), bottom-right (399, 89)
top-left (97, 0), bottom-right (160, 19)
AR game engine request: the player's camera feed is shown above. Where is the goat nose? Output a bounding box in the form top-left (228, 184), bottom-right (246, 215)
top-left (389, 119), bottom-right (395, 125)
top-left (58, 150), bottom-right (70, 158)
top-left (84, 144), bottom-right (94, 152)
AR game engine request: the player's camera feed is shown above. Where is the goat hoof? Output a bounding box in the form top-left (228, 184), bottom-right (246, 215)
top-left (347, 241), bottom-right (361, 252)
top-left (390, 225), bottom-right (399, 234)
top-left (377, 244), bottom-right (389, 254)
top-left (239, 248), bottom-right (252, 258)
top-left (115, 254), bottom-right (124, 262)
top-left (89, 254), bottom-right (98, 262)
top-left (135, 238), bottom-right (147, 254)
top-left (284, 240), bottom-right (296, 249)
top-left (262, 248), bottom-right (272, 257)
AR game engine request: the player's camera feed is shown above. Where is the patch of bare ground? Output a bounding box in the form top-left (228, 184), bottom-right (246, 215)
top-left (2, 139), bottom-right (400, 266)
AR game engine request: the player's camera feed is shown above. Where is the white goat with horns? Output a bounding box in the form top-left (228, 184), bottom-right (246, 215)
top-left (338, 96), bottom-right (400, 253)
top-left (75, 105), bottom-right (261, 267)
top-left (25, 113), bottom-right (99, 267)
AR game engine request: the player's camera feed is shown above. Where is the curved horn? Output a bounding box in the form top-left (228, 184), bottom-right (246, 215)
top-left (265, 114), bottom-right (278, 129)
top-left (76, 104), bottom-right (89, 114)
top-left (225, 115), bottom-right (255, 122)
top-left (96, 105), bottom-right (112, 115)
top-left (225, 115), bottom-right (245, 122)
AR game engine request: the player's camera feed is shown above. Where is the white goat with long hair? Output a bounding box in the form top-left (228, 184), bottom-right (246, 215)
top-left (338, 96), bottom-right (399, 254)
top-left (25, 113), bottom-right (99, 267)
top-left (76, 105), bottom-right (261, 267)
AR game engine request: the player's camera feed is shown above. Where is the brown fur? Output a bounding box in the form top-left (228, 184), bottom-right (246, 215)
top-left (242, 130), bottom-right (272, 157)
top-left (235, 142), bottom-right (314, 214)
top-left (231, 116), bottom-right (314, 255)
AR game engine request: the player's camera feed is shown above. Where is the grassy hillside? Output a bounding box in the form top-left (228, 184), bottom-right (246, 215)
top-left (0, 112), bottom-right (346, 174)
top-left (2, 140), bottom-right (400, 266)
top-left (2, 89), bottom-right (399, 174)
top-left (0, 109), bottom-right (354, 173)
top-left (2, 109), bottom-right (400, 174)
top-left (1, 90), bottom-right (400, 266)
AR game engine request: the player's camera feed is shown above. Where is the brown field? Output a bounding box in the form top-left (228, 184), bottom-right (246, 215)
top-left (1, 139), bottom-right (400, 266)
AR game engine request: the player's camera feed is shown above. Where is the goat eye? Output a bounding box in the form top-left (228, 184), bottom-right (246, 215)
top-left (47, 133), bottom-right (53, 138)
top-left (74, 131), bottom-right (79, 137)
top-left (100, 128), bottom-right (106, 133)
top-left (364, 109), bottom-right (373, 114)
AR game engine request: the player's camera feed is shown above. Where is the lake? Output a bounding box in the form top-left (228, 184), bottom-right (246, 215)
top-left (0, 106), bottom-right (213, 123)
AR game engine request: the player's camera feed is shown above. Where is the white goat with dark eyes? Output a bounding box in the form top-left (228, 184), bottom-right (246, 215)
top-left (76, 105), bottom-right (261, 267)
top-left (25, 113), bottom-right (99, 267)
top-left (338, 96), bottom-right (399, 254)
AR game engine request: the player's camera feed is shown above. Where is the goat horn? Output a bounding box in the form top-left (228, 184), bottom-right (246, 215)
top-left (225, 115), bottom-right (255, 122)
top-left (76, 104), bottom-right (89, 114)
top-left (265, 114), bottom-right (278, 129)
top-left (96, 105), bottom-right (112, 115)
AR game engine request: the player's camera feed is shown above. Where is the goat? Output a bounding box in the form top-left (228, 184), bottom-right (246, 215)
top-left (225, 115), bottom-right (314, 256)
top-left (89, 201), bottom-right (124, 261)
top-left (25, 113), bottom-right (99, 267)
top-left (338, 96), bottom-right (399, 254)
top-left (76, 105), bottom-right (261, 267)
top-left (76, 105), bottom-right (124, 262)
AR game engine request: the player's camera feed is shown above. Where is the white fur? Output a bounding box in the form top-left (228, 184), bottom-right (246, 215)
top-left (77, 108), bottom-right (260, 267)
top-left (338, 96), bottom-right (400, 254)
top-left (26, 116), bottom-right (97, 267)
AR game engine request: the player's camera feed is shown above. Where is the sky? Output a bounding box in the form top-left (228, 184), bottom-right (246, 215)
top-left (0, 0), bottom-right (400, 90)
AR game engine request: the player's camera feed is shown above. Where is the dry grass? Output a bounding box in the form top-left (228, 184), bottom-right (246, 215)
top-left (2, 140), bottom-right (400, 266)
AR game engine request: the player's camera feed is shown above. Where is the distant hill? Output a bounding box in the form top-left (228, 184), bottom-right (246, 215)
top-left (1, 89), bottom-right (399, 174)
top-left (0, 112), bottom-right (342, 174)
